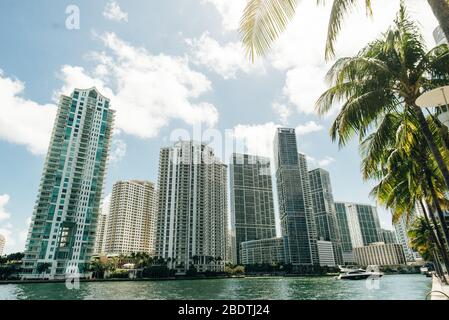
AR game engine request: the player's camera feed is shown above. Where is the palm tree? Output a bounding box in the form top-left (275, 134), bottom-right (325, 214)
top-left (316, 6), bottom-right (449, 193)
top-left (240, 0), bottom-right (449, 61)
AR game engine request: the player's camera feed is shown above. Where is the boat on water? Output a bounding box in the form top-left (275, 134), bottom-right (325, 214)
top-left (335, 266), bottom-right (384, 280)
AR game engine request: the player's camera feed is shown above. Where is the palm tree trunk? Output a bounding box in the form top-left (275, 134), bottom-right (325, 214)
top-left (427, 0), bottom-right (449, 43)
top-left (413, 105), bottom-right (449, 194)
top-left (421, 200), bottom-right (449, 275)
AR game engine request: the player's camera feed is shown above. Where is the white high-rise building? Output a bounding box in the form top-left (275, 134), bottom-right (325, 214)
top-left (0, 234), bottom-right (5, 256)
top-left (317, 240), bottom-right (336, 267)
top-left (22, 88), bottom-right (115, 279)
top-left (93, 213), bottom-right (108, 255)
top-left (105, 180), bottom-right (157, 255)
top-left (155, 141), bottom-right (228, 274)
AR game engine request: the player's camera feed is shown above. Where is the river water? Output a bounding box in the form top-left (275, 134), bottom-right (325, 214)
top-left (0, 274), bottom-right (431, 300)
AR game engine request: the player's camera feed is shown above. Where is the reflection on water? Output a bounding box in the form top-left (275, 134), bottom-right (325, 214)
top-left (0, 274), bottom-right (431, 300)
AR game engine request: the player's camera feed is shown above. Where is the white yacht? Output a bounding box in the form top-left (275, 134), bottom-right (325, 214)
top-left (336, 266), bottom-right (384, 280)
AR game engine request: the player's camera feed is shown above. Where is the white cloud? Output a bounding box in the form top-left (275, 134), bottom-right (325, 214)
top-left (272, 102), bottom-right (292, 125)
top-left (109, 139), bottom-right (127, 164)
top-left (231, 122), bottom-right (280, 158)
top-left (186, 32), bottom-right (264, 79)
top-left (295, 121), bottom-right (323, 136)
top-left (0, 194), bottom-right (11, 221)
top-left (201, 0), bottom-right (246, 31)
top-left (103, 1), bottom-right (128, 22)
top-left (56, 32), bottom-right (219, 140)
top-left (0, 195), bottom-right (29, 254)
top-left (0, 71), bottom-right (56, 155)
top-left (102, 193), bottom-right (111, 215)
top-left (318, 156), bottom-right (336, 167)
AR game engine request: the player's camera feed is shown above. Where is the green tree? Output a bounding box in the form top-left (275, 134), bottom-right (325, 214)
top-left (239, 0), bottom-right (449, 61)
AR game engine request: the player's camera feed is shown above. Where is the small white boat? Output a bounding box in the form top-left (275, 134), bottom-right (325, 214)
top-left (335, 266), bottom-right (384, 280)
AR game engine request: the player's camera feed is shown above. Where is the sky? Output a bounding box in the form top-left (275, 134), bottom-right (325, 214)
top-left (0, 0), bottom-right (440, 254)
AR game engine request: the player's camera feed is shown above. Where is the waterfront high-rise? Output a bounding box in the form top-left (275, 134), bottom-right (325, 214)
top-left (0, 234), bottom-right (5, 256)
top-left (335, 202), bottom-right (382, 264)
top-left (230, 153), bottom-right (276, 264)
top-left (93, 212), bottom-right (108, 255)
top-left (22, 88), bottom-right (115, 279)
top-left (381, 229), bottom-right (397, 244)
top-left (308, 168), bottom-right (343, 265)
top-left (155, 141), bottom-right (228, 274)
top-left (105, 180), bottom-right (157, 255)
top-left (394, 204), bottom-right (422, 262)
top-left (274, 128), bottom-right (318, 269)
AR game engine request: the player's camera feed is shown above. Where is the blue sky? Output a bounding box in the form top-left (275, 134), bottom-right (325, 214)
top-left (0, 0), bottom-right (440, 253)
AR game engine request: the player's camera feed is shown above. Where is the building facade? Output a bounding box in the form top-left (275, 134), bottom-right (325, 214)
top-left (155, 141), bottom-right (228, 274)
top-left (273, 128), bottom-right (318, 270)
top-left (105, 180), bottom-right (157, 255)
top-left (93, 213), bottom-right (108, 255)
top-left (22, 88), bottom-right (115, 279)
top-left (335, 202), bottom-right (355, 263)
top-left (240, 237), bottom-right (286, 266)
top-left (0, 234), bottom-right (5, 256)
top-left (381, 229), bottom-right (397, 244)
top-left (308, 168), bottom-right (343, 265)
top-left (354, 242), bottom-right (406, 267)
top-left (394, 206), bottom-right (422, 262)
top-left (317, 240), bottom-right (336, 267)
top-left (229, 153), bottom-right (276, 265)
top-left (335, 202), bottom-right (382, 264)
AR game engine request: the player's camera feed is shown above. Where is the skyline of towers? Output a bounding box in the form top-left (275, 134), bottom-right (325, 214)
top-left (274, 128), bottom-right (318, 268)
top-left (22, 88), bottom-right (115, 279)
top-left (105, 180), bottom-right (157, 256)
top-left (229, 153), bottom-right (277, 265)
top-left (155, 141), bottom-right (228, 274)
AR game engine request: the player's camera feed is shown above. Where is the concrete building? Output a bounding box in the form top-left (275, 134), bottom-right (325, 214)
top-left (240, 237), bottom-right (286, 266)
top-left (381, 229), bottom-right (397, 244)
top-left (155, 141), bottom-right (228, 274)
top-left (0, 234), bottom-right (5, 256)
top-left (22, 88), bottom-right (114, 279)
top-left (229, 153), bottom-right (276, 265)
top-left (274, 128), bottom-right (318, 271)
top-left (317, 240), bottom-right (336, 267)
top-left (394, 206), bottom-right (422, 262)
top-left (105, 180), bottom-right (157, 255)
top-left (93, 213), bottom-right (108, 255)
top-left (308, 168), bottom-right (343, 265)
top-left (354, 242), bottom-right (406, 267)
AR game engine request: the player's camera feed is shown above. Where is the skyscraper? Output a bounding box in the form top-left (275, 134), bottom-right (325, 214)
top-left (0, 234), bottom-right (5, 256)
top-left (308, 168), bottom-right (343, 265)
top-left (93, 212), bottom-right (108, 255)
top-left (274, 128), bottom-right (318, 270)
top-left (335, 202), bottom-right (382, 264)
top-left (381, 229), bottom-right (397, 244)
top-left (22, 88), bottom-right (115, 279)
top-left (155, 141), bottom-right (228, 274)
top-left (105, 180), bottom-right (157, 255)
top-left (335, 202), bottom-right (355, 264)
top-left (230, 153), bottom-right (276, 264)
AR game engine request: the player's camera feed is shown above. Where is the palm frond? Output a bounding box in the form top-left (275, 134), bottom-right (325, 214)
top-left (240, 0), bottom-right (298, 61)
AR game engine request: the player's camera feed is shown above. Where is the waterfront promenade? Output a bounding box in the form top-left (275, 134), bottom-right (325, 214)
top-left (430, 275), bottom-right (449, 300)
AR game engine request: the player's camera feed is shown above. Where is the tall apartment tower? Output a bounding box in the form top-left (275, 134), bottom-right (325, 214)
top-left (105, 180), bottom-right (157, 255)
top-left (22, 88), bottom-right (114, 279)
top-left (334, 201), bottom-right (382, 263)
top-left (273, 128), bottom-right (318, 270)
top-left (93, 212), bottom-right (108, 255)
top-left (308, 168), bottom-right (343, 265)
top-left (230, 153), bottom-right (276, 265)
top-left (155, 141), bottom-right (228, 274)
top-left (0, 234), bottom-right (5, 256)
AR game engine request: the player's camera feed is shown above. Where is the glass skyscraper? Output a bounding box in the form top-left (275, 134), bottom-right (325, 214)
top-left (308, 168), bottom-right (343, 265)
top-left (273, 128), bottom-right (318, 269)
top-left (335, 201), bottom-right (382, 264)
top-left (22, 88), bottom-right (115, 279)
top-left (155, 141), bottom-right (228, 274)
top-left (230, 153), bottom-right (276, 265)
